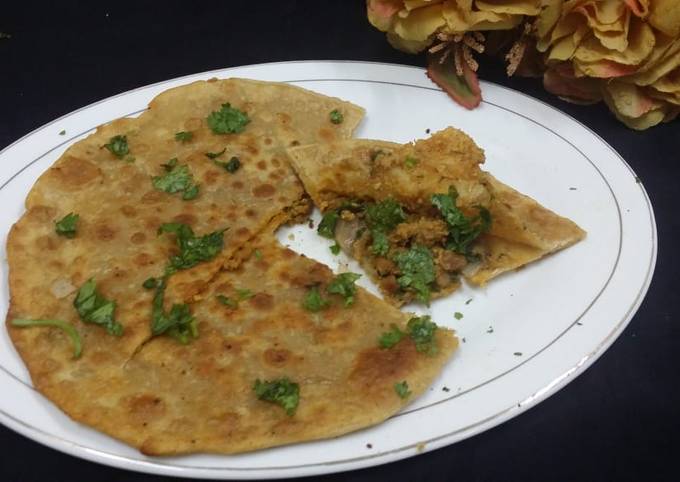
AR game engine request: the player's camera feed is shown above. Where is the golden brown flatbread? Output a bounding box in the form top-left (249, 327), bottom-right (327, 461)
top-left (8, 238), bottom-right (457, 455)
top-left (287, 127), bottom-right (585, 306)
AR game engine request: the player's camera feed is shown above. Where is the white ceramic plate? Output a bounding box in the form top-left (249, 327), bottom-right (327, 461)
top-left (0, 61), bottom-right (656, 479)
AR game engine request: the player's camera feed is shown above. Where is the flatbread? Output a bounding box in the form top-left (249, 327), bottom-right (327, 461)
top-left (8, 78), bottom-right (365, 361)
top-left (8, 238), bottom-right (457, 454)
top-left (287, 127), bottom-right (585, 306)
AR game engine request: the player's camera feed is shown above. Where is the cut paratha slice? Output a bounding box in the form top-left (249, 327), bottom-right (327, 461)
top-left (8, 78), bottom-right (365, 358)
top-left (7, 238), bottom-right (457, 455)
top-left (288, 127), bottom-right (586, 306)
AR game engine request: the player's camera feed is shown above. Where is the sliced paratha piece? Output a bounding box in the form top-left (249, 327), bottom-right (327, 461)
top-left (8, 78), bottom-right (365, 359)
top-left (8, 239), bottom-right (457, 455)
top-left (287, 127), bottom-right (586, 306)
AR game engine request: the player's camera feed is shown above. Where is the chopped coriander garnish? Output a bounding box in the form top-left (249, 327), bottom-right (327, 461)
top-left (11, 318), bottom-right (82, 358)
top-left (254, 249), bottom-right (262, 260)
top-left (207, 103), bottom-right (250, 134)
top-left (216, 294), bottom-right (238, 309)
top-left (150, 276), bottom-right (196, 344)
top-left (407, 315), bottom-right (438, 355)
top-left (205, 148), bottom-right (226, 159)
top-left (454, 312), bottom-right (463, 320)
top-left (404, 156), bottom-right (418, 168)
top-left (330, 242), bottom-right (341, 255)
top-left (432, 186), bottom-right (491, 258)
top-left (152, 161), bottom-right (200, 201)
top-left (317, 210), bottom-right (340, 239)
top-left (329, 109), bottom-right (343, 124)
top-left (158, 223), bottom-right (225, 273)
top-left (379, 324), bottom-right (406, 349)
top-left (73, 279), bottom-right (123, 336)
top-left (394, 381), bottom-right (411, 399)
top-left (327, 272), bottom-right (361, 306)
top-left (103, 135), bottom-right (129, 159)
top-left (142, 277), bottom-right (159, 290)
top-left (393, 245), bottom-right (435, 303)
top-left (55, 212), bottom-right (79, 238)
top-left (303, 286), bottom-right (330, 312)
top-left (465, 298), bottom-right (473, 305)
top-left (253, 377), bottom-right (300, 416)
top-left (175, 131), bottom-right (193, 142)
top-left (365, 199), bottom-right (406, 256)
top-left (236, 288), bottom-right (255, 300)
top-left (214, 156), bottom-right (241, 173)
top-left (59, 130), bottom-right (66, 136)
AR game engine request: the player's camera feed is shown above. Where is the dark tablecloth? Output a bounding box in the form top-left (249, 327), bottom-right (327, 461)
top-left (1, 2), bottom-right (678, 481)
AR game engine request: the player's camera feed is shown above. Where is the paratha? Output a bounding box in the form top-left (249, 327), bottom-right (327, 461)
top-left (287, 127), bottom-right (586, 306)
top-left (8, 237), bottom-right (457, 454)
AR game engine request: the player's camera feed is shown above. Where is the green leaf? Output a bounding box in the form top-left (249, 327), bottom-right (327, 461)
top-left (205, 148), bottom-right (226, 159)
top-left (327, 272), bottom-right (361, 306)
top-left (303, 286), bottom-right (330, 312)
top-left (175, 131), bottom-right (193, 142)
top-left (393, 245), bottom-right (435, 303)
top-left (370, 230), bottom-right (390, 256)
top-left (142, 277), bottom-right (158, 290)
top-left (317, 210), bottom-right (340, 239)
top-left (11, 318), bottom-right (82, 358)
top-left (103, 135), bottom-right (129, 159)
top-left (152, 162), bottom-right (199, 201)
top-left (207, 103), bottom-right (250, 134)
top-left (394, 380), bottom-right (411, 399)
top-left (407, 315), bottom-right (438, 355)
top-left (329, 242), bottom-right (341, 255)
top-left (329, 109), bottom-right (344, 124)
top-left (454, 311), bottom-right (463, 320)
top-left (150, 276), bottom-right (197, 344)
top-left (214, 156), bottom-right (241, 173)
top-left (431, 186), bottom-right (491, 257)
top-left (404, 156), bottom-right (418, 168)
top-left (365, 199), bottom-right (406, 256)
top-left (55, 213), bottom-right (79, 238)
top-left (216, 295), bottom-right (238, 309)
top-left (158, 223), bottom-right (225, 273)
top-left (379, 324), bottom-right (406, 349)
top-left (253, 377), bottom-right (300, 416)
top-left (236, 288), bottom-right (255, 300)
top-left (73, 279), bottom-right (123, 336)
top-left (426, 50), bottom-right (482, 110)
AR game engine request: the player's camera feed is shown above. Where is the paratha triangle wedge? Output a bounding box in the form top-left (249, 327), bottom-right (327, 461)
top-left (287, 127), bottom-right (585, 306)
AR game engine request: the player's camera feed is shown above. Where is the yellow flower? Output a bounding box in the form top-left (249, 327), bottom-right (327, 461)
top-left (368, 0), bottom-right (541, 53)
top-left (537, 0), bottom-right (680, 129)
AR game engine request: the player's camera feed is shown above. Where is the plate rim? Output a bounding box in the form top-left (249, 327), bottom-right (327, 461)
top-left (0, 60), bottom-right (658, 479)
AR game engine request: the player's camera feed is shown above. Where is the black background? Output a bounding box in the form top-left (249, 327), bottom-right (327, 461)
top-left (1, 2), bottom-right (678, 481)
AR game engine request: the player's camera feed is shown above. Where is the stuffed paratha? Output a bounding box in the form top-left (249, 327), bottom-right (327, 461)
top-left (287, 127), bottom-right (586, 306)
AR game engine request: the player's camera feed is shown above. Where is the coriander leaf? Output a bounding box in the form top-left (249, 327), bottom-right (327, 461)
top-left (431, 186), bottom-right (491, 257)
top-left (151, 276), bottom-right (197, 344)
top-left (152, 162), bottom-right (199, 200)
top-left (158, 223), bottom-right (225, 273)
top-left (365, 199), bottom-right (406, 255)
top-left (393, 245), bottom-right (435, 303)
top-left (103, 135), bottom-right (129, 159)
top-left (394, 380), bottom-right (411, 399)
top-left (207, 103), bottom-right (250, 134)
top-left (253, 377), bottom-right (300, 416)
top-left (454, 311), bottom-right (463, 320)
top-left (73, 279), bottom-right (123, 336)
top-left (236, 288), bottom-right (255, 300)
top-left (329, 109), bottom-right (344, 124)
top-left (216, 294), bottom-right (238, 309)
top-left (254, 249), bottom-right (262, 260)
top-left (55, 213), bottom-right (79, 238)
top-left (330, 242), bottom-right (341, 255)
top-left (175, 131), bottom-right (193, 142)
top-left (404, 156), bottom-right (418, 168)
top-left (327, 272), bottom-right (361, 306)
top-left (214, 156), bottom-right (241, 173)
top-left (59, 130), bottom-right (66, 136)
top-left (317, 210), bottom-right (340, 239)
top-left (379, 324), bottom-right (406, 349)
top-left (11, 318), bottom-right (82, 358)
top-left (303, 286), bottom-right (330, 312)
top-left (407, 315), bottom-right (438, 355)
top-left (142, 277), bottom-right (158, 290)
top-left (205, 148), bottom-right (226, 159)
